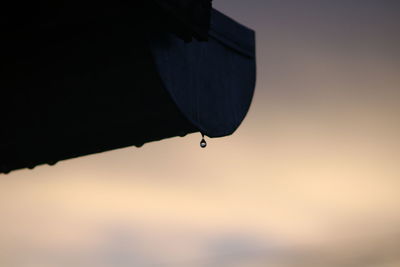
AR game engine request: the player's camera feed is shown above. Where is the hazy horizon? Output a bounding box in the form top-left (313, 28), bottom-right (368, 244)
top-left (1, 1), bottom-right (400, 266)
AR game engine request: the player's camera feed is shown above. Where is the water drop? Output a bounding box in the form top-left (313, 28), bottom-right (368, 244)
top-left (200, 138), bottom-right (207, 148)
top-left (28, 163), bottom-right (36, 170)
top-left (0, 165), bottom-right (10, 174)
top-left (48, 160), bottom-right (58, 166)
top-left (200, 133), bottom-right (207, 148)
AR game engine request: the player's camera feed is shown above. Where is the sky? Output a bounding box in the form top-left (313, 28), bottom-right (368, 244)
top-left (1, 1), bottom-right (400, 266)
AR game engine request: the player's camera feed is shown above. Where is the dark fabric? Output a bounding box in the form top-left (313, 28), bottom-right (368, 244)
top-left (0, 4), bottom-right (255, 174)
top-left (0, 0), bottom-right (212, 42)
top-left (150, 10), bottom-right (256, 137)
top-left (0, 3), bottom-right (199, 174)
top-left (153, 0), bottom-right (212, 41)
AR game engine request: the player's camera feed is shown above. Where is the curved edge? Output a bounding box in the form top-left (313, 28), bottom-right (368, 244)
top-left (148, 11), bottom-right (257, 139)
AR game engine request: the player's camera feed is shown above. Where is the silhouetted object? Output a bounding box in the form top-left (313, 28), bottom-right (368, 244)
top-left (200, 133), bottom-right (207, 148)
top-left (0, 1), bottom-right (256, 174)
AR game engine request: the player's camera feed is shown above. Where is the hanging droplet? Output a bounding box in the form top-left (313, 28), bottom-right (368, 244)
top-left (200, 133), bottom-right (207, 148)
top-left (135, 143), bottom-right (144, 148)
top-left (200, 138), bottom-right (207, 148)
top-left (0, 165), bottom-right (10, 174)
top-left (48, 160), bottom-right (58, 166)
top-left (27, 163), bottom-right (36, 170)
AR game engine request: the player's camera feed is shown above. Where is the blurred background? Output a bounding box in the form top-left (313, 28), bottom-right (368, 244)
top-left (1, 0), bottom-right (400, 266)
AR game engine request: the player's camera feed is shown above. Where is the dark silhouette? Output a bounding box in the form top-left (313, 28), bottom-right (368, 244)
top-left (0, 1), bottom-right (256, 174)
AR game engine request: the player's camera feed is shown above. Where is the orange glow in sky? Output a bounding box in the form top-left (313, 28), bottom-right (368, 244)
top-left (1, 1), bottom-right (400, 266)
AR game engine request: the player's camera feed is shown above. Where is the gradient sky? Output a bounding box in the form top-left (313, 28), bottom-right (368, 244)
top-left (1, 1), bottom-right (400, 266)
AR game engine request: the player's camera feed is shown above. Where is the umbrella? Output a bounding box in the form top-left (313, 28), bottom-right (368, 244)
top-left (0, 1), bottom-right (256, 174)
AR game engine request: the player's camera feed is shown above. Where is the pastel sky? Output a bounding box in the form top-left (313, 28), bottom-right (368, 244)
top-left (1, 1), bottom-right (400, 266)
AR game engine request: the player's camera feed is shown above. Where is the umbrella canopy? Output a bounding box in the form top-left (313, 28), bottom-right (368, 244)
top-left (0, 1), bottom-right (256, 174)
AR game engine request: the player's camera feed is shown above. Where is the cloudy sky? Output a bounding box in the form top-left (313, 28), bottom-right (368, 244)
top-left (1, 1), bottom-right (400, 266)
